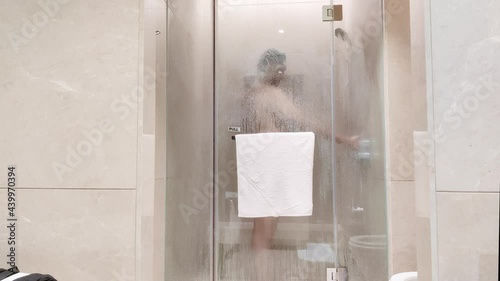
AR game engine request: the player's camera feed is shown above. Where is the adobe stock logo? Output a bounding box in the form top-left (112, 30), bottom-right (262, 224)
top-left (7, 0), bottom-right (71, 54)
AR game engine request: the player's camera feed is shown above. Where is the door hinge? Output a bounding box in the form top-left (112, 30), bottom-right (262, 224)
top-left (322, 5), bottom-right (343, 22)
top-left (327, 268), bottom-right (347, 281)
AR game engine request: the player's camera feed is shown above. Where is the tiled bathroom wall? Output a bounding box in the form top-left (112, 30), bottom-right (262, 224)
top-left (383, 0), bottom-right (419, 275)
top-left (135, 1), bottom-right (168, 281)
top-left (2, 0), bottom-right (497, 280)
top-left (0, 0), bottom-right (147, 280)
top-left (385, 1), bottom-right (500, 280)
top-left (139, 1), bottom-right (167, 281)
top-left (425, 0), bottom-right (500, 280)
top-left (0, 0), bottom-right (140, 188)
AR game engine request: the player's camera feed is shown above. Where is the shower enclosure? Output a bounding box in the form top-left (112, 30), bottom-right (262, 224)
top-left (165, 0), bottom-right (387, 280)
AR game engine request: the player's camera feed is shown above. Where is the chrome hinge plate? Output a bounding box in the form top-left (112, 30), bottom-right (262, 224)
top-left (322, 5), bottom-right (343, 22)
top-left (327, 268), bottom-right (347, 281)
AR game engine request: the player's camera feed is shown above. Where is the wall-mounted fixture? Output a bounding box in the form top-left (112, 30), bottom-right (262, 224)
top-left (322, 5), bottom-right (343, 22)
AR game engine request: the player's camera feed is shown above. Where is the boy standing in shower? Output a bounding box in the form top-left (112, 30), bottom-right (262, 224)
top-left (241, 48), bottom-right (358, 281)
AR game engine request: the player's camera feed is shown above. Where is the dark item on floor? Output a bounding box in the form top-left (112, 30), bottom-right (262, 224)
top-left (10, 273), bottom-right (57, 281)
top-left (0, 267), bottom-right (20, 280)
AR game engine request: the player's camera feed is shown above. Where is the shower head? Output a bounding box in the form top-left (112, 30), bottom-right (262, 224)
top-left (335, 28), bottom-right (350, 42)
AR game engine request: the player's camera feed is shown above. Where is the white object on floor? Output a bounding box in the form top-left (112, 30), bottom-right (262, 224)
top-left (297, 243), bottom-right (335, 262)
top-left (236, 132), bottom-right (315, 218)
top-left (3, 272), bottom-right (30, 281)
top-left (390, 272), bottom-right (418, 281)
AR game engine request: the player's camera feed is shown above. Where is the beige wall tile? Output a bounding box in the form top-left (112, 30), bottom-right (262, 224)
top-left (413, 132), bottom-right (432, 280)
top-left (137, 134), bottom-right (155, 281)
top-left (140, 216), bottom-right (154, 281)
top-left (142, 134), bottom-right (155, 217)
top-left (0, 0), bottom-right (140, 188)
top-left (427, 1), bottom-right (500, 280)
top-left (155, 1), bottom-right (167, 180)
top-left (436, 192), bottom-right (499, 281)
top-left (430, 0), bottom-right (500, 192)
top-left (414, 132), bottom-right (431, 218)
top-left (416, 217), bottom-right (432, 281)
top-left (0, 189), bottom-right (136, 281)
top-left (384, 0), bottom-right (414, 181)
top-left (144, 0), bottom-right (156, 9)
top-left (410, 0), bottom-right (427, 132)
top-left (388, 181), bottom-right (417, 274)
top-left (144, 8), bottom-right (157, 135)
top-left (153, 178), bottom-right (166, 281)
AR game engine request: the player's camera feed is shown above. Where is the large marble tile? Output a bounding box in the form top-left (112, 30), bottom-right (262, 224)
top-left (136, 134), bottom-right (155, 281)
top-left (155, 1), bottom-right (167, 180)
top-left (410, 0), bottom-right (428, 132)
top-left (142, 134), bottom-right (155, 217)
top-left (416, 217), bottom-right (432, 281)
top-left (144, 0), bottom-right (156, 9)
top-left (0, 0), bottom-right (140, 188)
top-left (430, 0), bottom-right (500, 192)
top-left (153, 178), bottom-right (166, 281)
top-left (140, 216), bottom-right (154, 281)
top-left (414, 132), bottom-right (431, 218)
top-left (143, 8), bottom-right (157, 135)
top-left (388, 181), bottom-right (417, 274)
top-left (384, 0), bottom-right (414, 181)
top-left (145, 0), bottom-right (165, 9)
top-left (436, 192), bottom-right (499, 281)
top-left (0, 189), bottom-right (136, 281)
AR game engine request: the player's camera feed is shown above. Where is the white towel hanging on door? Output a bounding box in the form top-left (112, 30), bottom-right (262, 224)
top-left (235, 132), bottom-right (315, 218)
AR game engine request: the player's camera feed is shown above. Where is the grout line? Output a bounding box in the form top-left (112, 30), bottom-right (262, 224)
top-left (0, 187), bottom-right (135, 190)
top-left (218, 1), bottom-right (326, 7)
top-left (388, 179), bottom-right (415, 182)
top-left (436, 190), bottom-right (500, 194)
top-left (423, 0), bottom-right (440, 280)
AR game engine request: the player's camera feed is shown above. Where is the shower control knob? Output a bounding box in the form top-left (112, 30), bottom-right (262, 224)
top-left (354, 139), bottom-right (371, 160)
top-left (357, 152), bottom-right (371, 160)
top-left (352, 207), bottom-right (364, 212)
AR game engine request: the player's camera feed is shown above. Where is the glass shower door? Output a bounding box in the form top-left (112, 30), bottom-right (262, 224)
top-left (215, 1), bottom-right (336, 281)
top-left (214, 0), bottom-right (387, 281)
top-left (332, 1), bottom-right (388, 280)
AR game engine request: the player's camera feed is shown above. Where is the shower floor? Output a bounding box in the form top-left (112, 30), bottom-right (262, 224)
top-left (219, 244), bottom-right (335, 281)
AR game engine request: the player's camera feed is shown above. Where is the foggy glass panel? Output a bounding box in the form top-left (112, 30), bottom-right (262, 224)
top-left (215, 1), bottom-right (336, 280)
top-left (164, 0), bottom-right (214, 280)
top-left (333, 0), bottom-right (388, 280)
